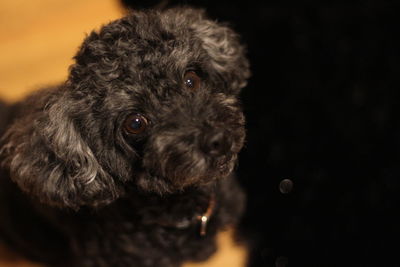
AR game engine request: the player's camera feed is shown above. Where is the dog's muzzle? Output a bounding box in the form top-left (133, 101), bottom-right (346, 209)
top-left (139, 126), bottom-right (239, 193)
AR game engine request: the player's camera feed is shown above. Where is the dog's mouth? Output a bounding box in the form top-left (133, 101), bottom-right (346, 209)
top-left (136, 155), bottom-right (236, 194)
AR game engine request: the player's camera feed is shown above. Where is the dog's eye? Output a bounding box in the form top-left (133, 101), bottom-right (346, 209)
top-left (124, 114), bottom-right (148, 134)
top-left (183, 71), bottom-right (201, 91)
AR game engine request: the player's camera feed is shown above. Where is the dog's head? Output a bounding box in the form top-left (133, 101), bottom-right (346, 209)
top-left (0, 8), bottom-right (250, 209)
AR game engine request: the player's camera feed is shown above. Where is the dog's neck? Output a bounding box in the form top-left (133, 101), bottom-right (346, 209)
top-left (123, 185), bottom-right (218, 236)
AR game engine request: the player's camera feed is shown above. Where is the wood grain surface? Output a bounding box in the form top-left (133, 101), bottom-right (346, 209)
top-left (0, 1), bottom-right (247, 266)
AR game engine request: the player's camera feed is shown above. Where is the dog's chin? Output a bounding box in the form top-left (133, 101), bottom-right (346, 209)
top-left (136, 159), bottom-right (236, 194)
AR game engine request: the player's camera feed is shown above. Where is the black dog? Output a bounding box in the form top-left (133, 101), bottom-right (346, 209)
top-left (0, 7), bottom-right (250, 266)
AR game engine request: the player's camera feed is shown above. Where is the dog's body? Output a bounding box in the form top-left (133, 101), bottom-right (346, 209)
top-left (0, 8), bottom-right (249, 267)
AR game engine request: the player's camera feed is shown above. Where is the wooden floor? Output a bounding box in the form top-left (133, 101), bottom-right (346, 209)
top-left (0, 0), bottom-right (247, 266)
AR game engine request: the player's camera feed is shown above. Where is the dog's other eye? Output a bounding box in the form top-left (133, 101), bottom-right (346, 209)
top-left (124, 114), bottom-right (148, 134)
top-left (183, 71), bottom-right (201, 91)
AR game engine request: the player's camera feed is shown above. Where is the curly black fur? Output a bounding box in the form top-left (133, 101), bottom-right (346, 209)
top-left (0, 7), bottom-right (249, 266)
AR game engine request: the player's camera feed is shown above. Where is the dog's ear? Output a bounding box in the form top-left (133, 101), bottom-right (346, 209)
top-left (0, 89), bottom-right (121, 210)
top-left (164, 7), bottom-right (251, 93)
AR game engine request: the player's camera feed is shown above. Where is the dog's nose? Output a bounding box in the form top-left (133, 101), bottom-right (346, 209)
top-left (201, 131), bottom-right (230, 157)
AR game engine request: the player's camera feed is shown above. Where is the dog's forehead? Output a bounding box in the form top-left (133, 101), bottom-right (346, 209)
top-left (126, 24), bottom-right (203, 73)
top-left (99, 16), bottom-right (223, 95)
top-left (70, 8), bottom-right (248, 114)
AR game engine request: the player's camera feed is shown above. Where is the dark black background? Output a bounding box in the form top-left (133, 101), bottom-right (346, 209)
top-left (122, 1), bottom-right (400, 266)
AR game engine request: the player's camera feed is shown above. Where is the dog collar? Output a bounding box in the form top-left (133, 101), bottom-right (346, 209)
top-left (153, 193), bottom-right (216, 237)
top-left (197, 193), bottom-right (216, 236)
